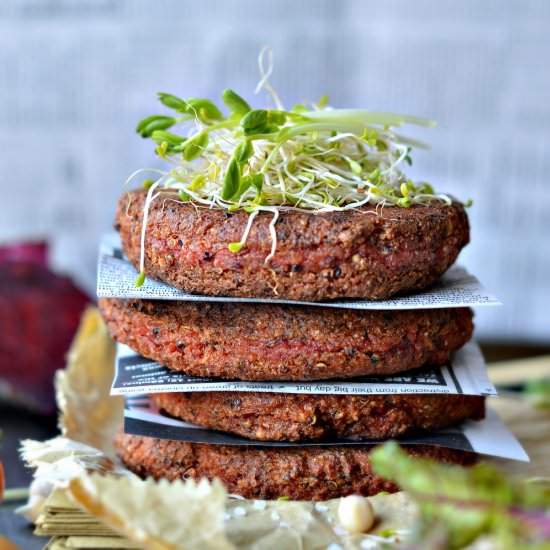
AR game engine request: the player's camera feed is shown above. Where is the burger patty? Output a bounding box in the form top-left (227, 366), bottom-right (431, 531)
top-left (114, 432), bottom-right (476, 500)
top-left (99, 299), bottom-right (473, 380)
top-left (152, 392), bottom-right (485, 441)
top-left (116, 189), bottom-right (469, 301)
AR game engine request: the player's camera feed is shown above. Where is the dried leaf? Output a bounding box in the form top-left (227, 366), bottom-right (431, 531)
top-left (55, 307), bottom-right (122, 457)
top-left (69, 474), bottom-right (233, 550)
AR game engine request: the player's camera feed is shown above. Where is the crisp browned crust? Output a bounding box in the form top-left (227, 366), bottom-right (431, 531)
top-left (116, 189), bottom-right (469, 301)
top-left (152, 392), bottom-right (485, 441)
top-left (99, 298), bottom-right (473, 380)
top-left (114, 432), bottom-right (476, 500)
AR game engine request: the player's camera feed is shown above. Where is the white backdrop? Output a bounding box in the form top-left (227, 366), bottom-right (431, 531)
top-left (0, 0), bottom-right (548, 342)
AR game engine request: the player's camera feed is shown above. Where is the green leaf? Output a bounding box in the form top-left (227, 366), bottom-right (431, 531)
top-left (524, 378), bottom-right (550, 409)
top-left (404, 146), bottom-right (413, 165)
top-left (156, 141), bottom-right (169, 158)
top-left (267, 110), bottom-right (287, 127)
top-left (228, 242), bottom-right (243, 253)
top-left (178, 189), bottom-right (190, 201)
top-left (221, 158), bottom-right (240, 200)
top-left (249, 173), bottom-right (263, 194)
top-left (182, 133), bottom-right (208, 161)
top-left (142, 179), bottom-right (155, 190)
top-left (135, 271), bottom-right (146, 287)
top-left (241, 109), bottom-right (268, 135)
top-left (136, 115), bottom-right (177, 137)
top-left (371, 442), bottom-right (550, 549)
top-left (291, 104), bottom-right (310, 114)
top-left (235, 173), bottom-right (263, 199)
top-left (222, 89), bottom-right (251, 115)
top-left (189, 174), bottom-right (205, 191)
top-left (158, 92), bottom-right (188, 112)
top-left (234, 140), bottom-right (253, 163)
top-left (151, 130), bottom-right (186, 147)
top-left (303, 109), bottom-right (437, 129)
top-left (242, 205), bottom-right (259, 213)
top-left (421, 183), bottom-right (435, 195)
top-left (368, 168), bottom-right (381, 184)
top-left (284, 194), bottom-right (299, 205)
top-left (186, 98), bottom-right (223, 123)
top-left (397, 198), bottom-right (411, 207)
top-left (347, 158), bottom-right (362, 176)
top-left (317, 95), bottom-right (329, 109)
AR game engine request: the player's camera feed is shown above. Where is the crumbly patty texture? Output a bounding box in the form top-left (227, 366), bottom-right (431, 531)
top-left (114, 432), bottom-right (476, 500)
top-left (116, 189), bottom-right (469, 301)
top-left (152, 392), bottom-right (485, 442)
top-left (99, 298), bottom-right (473, 380)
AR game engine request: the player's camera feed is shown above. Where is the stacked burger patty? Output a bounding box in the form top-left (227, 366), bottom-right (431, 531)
top-left (100, 188), bottom-right (484, 501)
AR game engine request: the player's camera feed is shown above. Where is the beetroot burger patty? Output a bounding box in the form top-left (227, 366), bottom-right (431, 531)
top-left (116, 189), bottom-right (469, 301)
top-left (99, 298), bottom-right (473, 380)
top-left (114, 432), bottom-right (476, 501)
top-left (152, 392), bottom-right (485, 442)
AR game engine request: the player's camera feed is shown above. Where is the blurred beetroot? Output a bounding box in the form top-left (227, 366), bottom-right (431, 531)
top-left (0, 242), bottom-right (90, 414)
top-left (0, 242), bottom-right (48, 266)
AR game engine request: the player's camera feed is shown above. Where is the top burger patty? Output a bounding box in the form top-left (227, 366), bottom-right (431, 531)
top-left (116, 189), bottom-right (469, 301)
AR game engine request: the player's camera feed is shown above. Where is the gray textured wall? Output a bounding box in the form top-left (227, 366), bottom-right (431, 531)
top-left (1, 0), bottom-right (548, 342)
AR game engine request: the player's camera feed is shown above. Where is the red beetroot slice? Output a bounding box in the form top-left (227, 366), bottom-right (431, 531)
top-left (0, 242), bottom-right (90, 413)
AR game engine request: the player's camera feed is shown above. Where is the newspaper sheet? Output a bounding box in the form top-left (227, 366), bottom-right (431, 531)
top-left (112, 340), bottom-right (497, 397)
top-left (123, 395), bottom-right (528, 461)
top-left (97, 233), bottom-right (502, 310)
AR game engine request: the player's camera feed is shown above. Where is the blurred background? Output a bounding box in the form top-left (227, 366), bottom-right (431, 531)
top-left (1, 0), bottom-right (549, 345)
top-left (0, 2), bottom-right (549, 542)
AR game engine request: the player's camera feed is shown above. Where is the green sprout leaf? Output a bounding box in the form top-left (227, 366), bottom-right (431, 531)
top-left (221, 158), bottom-right (240, 200)
top-left (186, 98), bottom-right (223, 123)
top-left (267, 110), bottom-right (286, 127)
top-left (228, 242), bottom-right (243, 253)
top-left (151, 130), bottom-right (186, 147)
top-left (189, 174), bottom-right (205, 191)
top-left (235, 173), bottom-right (263, 199)
top-left (422, 183), bottom-right (435, 195)
top-left (234, 140), bottom-right (253, 163)
top-left (241, 109), bottom-right (269, 135)
top-left (397, 197), bottom-right (411, 207)
top-left (156, 141), bottom-right (169, 158)
top-left (303, 109), bottom-right (437, 128)
top-left (136, 115), bottom-right (177, 138)
top-left (158, 92), bottom-right (188, 112)
top-left (404, 146), bottom-right (413, 165)
top-left (347, 158), bottom-right (362, 176)
top-left (291, 103), bottom-right (310, 114)
top-left (182, 132), bottom-right (208, 161)
top-left (222, 88), bottom-right (251, 115)
top-left (317, 95), bottom-right (329, 109)
top-left (135, 271), bottom-right (146, 288)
